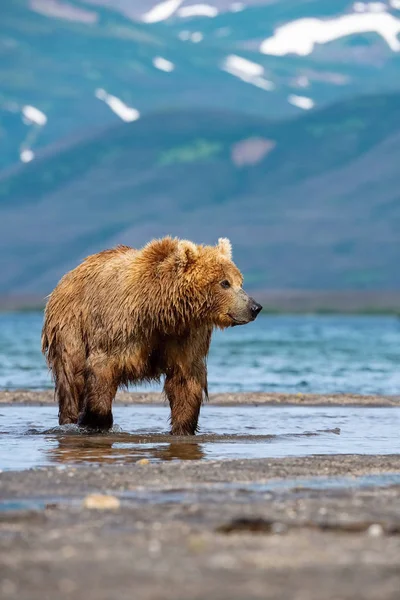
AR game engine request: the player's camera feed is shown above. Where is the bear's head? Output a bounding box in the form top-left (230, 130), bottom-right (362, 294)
top-left (141, 237), bottom-right (262, 331)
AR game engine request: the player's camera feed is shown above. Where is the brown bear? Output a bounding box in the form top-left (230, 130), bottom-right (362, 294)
top-left (42, 237), bottom-right (262, 434)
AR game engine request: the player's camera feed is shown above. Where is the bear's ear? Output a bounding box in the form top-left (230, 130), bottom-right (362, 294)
top-left (176, 240), bottom-right (199, 270)
top-left (217, 237), bottom-right (232, 260)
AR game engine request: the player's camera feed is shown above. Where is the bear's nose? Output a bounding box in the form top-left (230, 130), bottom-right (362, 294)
top-left (250, 302), bottom-right (263, 318)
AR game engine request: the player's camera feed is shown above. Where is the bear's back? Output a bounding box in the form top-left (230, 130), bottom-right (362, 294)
top-left (46, 245), bottom-right (139, 331)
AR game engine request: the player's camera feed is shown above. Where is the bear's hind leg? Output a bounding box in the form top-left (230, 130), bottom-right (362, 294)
top-left (57, 379), bottom-right (83, 425)
top-left (164, 361), bottom-right (206, 435)
top-left (78, 355), bottom-right (117, 430)
top-left (53, 349), bottom-right (85, 426)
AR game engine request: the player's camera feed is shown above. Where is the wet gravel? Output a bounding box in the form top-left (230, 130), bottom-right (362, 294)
top-left (1, 455), bottom-right (400, 600)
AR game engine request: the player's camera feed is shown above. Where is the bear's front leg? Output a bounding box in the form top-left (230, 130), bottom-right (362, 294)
top-left (164, 361), bottom-right (206, 435)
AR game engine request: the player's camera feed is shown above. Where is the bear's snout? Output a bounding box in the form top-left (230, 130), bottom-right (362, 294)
top-left (250, 300), bottom-right (263, 320)
top-left (228, 291), bottom-right (263, 326)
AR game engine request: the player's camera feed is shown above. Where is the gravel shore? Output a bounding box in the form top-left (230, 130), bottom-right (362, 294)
top-left (1, 390), bottom-right (399, 406)
top-left (1, 455), bottom-right (400, 600)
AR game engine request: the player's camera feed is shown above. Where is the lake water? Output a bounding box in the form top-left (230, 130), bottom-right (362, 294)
top-left (1, 312), bottom-right (400, 470)
top-left (1, 404), bottom-right (399, 471)
top-left (1, 312), bottom-right (400, 395)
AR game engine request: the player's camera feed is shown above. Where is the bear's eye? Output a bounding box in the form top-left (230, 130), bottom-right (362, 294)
top-left (220, 280), bottom-right (231, 289)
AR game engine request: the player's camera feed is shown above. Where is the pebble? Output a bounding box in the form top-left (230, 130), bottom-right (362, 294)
top-left (367, 523), bottom-right (384, 537)
top-left (148, 539), bottom-right (161, 554)
top-left (83, 494), bottom-right (121, 510)
top-left (187, 534), bottom-right (207, 552)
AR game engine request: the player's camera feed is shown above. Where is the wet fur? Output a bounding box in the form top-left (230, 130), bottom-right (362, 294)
top-left (42, 237), bottom-right (245, 434)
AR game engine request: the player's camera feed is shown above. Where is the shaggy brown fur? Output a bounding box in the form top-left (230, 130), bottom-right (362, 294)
top-left (42, 237), bottom-right (262, 434)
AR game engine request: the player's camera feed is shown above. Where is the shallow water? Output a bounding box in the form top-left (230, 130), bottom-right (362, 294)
top-left (1, 405), bottom-right (399, 471)
top-left (1, 313), bottom-right (400, 395)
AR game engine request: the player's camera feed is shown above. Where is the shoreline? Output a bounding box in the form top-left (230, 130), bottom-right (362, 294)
top-left (2, 398), bottom-right (400, 599)
top-left (1, 390), bottom-right (399, 406)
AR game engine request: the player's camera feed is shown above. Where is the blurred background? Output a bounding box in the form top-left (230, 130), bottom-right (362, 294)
top-left (1, 0), bottom-right (400, 312)
top-left (1, 0), bottom-right (400, 396)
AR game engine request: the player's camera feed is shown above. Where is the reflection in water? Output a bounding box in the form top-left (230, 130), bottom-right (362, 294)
top-left (2, 405), bottom-right (398, 471)
top-left (46, 435), bottom-right (205, 465)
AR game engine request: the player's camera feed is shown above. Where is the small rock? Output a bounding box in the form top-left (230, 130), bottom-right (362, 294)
top-left (210, 553), bottom-right (237, 569)
top-left (148, 539), bottom-right (161, 554)
top-left (188, 534), bottom-right (207, 552)
top-left (367, 523), bottom-right (384, 537)
top-left (137, 458), bottom-right (150, 465)
top-left (271, 522), bottom-right (288, 535)
top-left (83, 494), bottom-right (121, 510)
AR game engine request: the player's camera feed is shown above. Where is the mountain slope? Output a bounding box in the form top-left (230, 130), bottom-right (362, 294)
top-left (1, 92), bottom-right (399, 294)
top-left (2, 0), bottom-right (400, 168)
